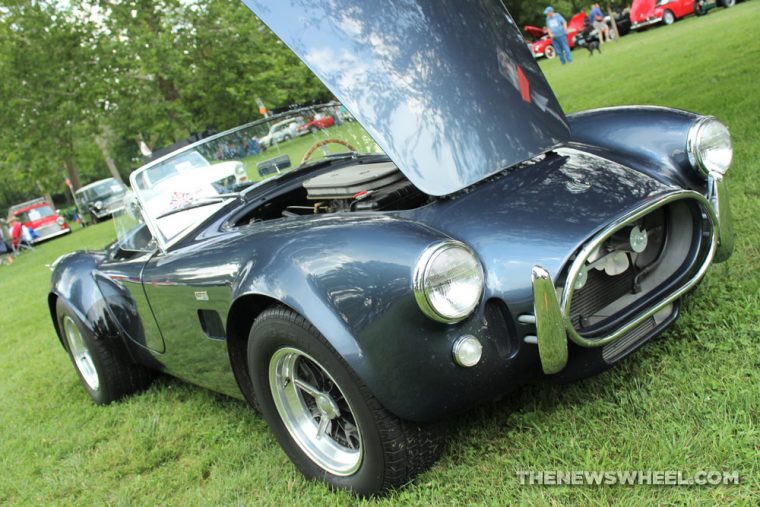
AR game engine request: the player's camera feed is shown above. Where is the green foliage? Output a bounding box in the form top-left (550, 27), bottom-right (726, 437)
top-left (0, 0), bottom-right (330, 214)
top-left (0, 0), bottom-right (629, 214)
top-left (0, 4), bottom-right (758, 505)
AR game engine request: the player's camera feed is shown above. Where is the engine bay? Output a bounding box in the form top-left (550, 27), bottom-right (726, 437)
top-left (239, 161), bottom-right (429, 223)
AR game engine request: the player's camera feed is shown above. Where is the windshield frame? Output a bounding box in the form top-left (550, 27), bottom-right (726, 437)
top-left (130, 104), bottom-right (366, 252)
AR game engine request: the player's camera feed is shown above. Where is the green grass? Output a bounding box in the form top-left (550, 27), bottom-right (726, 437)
top-left (242, 122), bottom-right (380, 182)
top-left (1, 3), bottom-right (759, 504)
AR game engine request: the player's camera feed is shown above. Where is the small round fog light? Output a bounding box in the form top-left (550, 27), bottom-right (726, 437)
top-left (452, 335), bottom-right (482, 367)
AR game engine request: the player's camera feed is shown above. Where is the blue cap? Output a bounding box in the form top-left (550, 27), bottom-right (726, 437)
top-left (544, 6), bottom-right (554, 14)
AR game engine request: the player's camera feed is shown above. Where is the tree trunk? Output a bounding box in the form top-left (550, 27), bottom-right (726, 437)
top-left (63, 157), bottom-right (81, 191)
top-left (94, 134), bottom-right (124, 183)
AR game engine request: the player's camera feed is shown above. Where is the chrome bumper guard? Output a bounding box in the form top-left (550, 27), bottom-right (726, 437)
top-left (530, 185), bottom-right (733, 374)
top-left (708, 174), bottom-right (734, 263)
top-left (531, 267), bottom-right (568, 374)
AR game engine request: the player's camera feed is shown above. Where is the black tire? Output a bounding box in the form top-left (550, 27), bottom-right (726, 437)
top-left (283, 134), bottom-right (291, 141)
top-left (694, 0), bottom-right (708, 15)
top-left (544, 45), bottom-right (556, 59)
top-left (720, 0), bottom-right (735, 7)
top-left (247, 306), bottom-right (444, 496)
top-left (662, 9), bottom-right (676, 25)
top-left (309, 126), bottom-right (318, 134)
top-left (56, 299), bottom-right (154, 405)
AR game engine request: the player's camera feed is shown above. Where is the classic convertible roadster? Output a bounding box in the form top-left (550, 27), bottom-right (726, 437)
top-left (49, 0), bottom-right (735, 496)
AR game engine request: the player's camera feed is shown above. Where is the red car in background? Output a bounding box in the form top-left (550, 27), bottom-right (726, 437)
top-left (296, 114), bottom-right (335, 135)
top-left (8, 197), bottom-right (70, 243)
top-left (525, 13), bottom-right (586, 59)
top-left (631, 0), bottom-right (735, 30)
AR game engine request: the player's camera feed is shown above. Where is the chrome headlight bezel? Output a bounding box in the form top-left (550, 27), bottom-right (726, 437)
top-left (413, 240), bottom-right (485, 324)
top-left (686, 116), bottom-right (733, 178)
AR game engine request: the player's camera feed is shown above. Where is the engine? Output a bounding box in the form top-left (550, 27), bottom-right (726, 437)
top-left (239, 161), bottom-right (429, 223)
top-left (295, 162), bottom-right (426, 215)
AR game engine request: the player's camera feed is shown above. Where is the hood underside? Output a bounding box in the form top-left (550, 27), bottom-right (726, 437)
top-left (242, 0), bottom-right (570, 196)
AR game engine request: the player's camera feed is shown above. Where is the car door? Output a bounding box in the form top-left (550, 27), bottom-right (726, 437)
top-left (676, 0), bottom-right (694, 17)
top-left (98, 238), bottom-right (166, 354)
top-left (139, 237), bottom-right (242, 396)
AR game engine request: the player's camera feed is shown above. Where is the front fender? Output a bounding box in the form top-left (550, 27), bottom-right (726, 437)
top-left (229, 215), bottom-right (526, 421)
top-left (567, 106), bottom-right (705, 190)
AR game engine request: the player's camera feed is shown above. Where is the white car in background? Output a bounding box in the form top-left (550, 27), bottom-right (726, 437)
top-left (133, 149), bottom-right (248, 195)
top-left (259, 118), bottom-right (303, 147)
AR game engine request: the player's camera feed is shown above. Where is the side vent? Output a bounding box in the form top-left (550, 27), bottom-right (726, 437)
top-left (484, 300), bottom-right (519, 360)
top-left (198, 309), bottom-right (226, 339)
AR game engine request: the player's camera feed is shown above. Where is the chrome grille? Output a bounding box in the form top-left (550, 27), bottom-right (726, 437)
top-left (570, 268), bottom-right (635, 329)
top-left (36, 223), bottom-right (61, 237)
top-left (602, 317), bottom-right (656, 363)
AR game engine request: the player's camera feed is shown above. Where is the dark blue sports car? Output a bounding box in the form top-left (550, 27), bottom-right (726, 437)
top-left (49, 0), bottom-right (735, 495)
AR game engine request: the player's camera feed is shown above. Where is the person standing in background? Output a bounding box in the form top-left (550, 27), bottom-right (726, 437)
top-left (544, 6), bottom-right (572, 65)
top-left (8, 216), bottom-right (22, 249)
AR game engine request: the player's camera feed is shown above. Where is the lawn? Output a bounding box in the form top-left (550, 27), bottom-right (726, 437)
top-left (1, 3), bottom-right (758, 505)
top-left (241, 122), bottom-right (381, 182)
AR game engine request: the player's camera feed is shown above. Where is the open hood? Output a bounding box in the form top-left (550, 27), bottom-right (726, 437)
top-left (524, 25), bottom-right (548, 40)
top-left (242, 0), bottom-right (570, 196)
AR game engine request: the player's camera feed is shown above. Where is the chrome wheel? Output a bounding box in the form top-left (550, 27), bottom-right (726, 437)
top-left (62, 316), bottom-right (100, 391)
top-left (269, 347), bottom-right (362, 476)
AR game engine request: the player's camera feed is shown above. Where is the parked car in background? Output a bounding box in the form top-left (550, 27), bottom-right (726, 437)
top-left (296, 114), bottom-right (336, 135)
top-left (631, 0), bottom-right (734, 30)
top-left (525, 12), bottom-right (586, 59)
top-left (50, 0), bottom-right (735, 496)
top-left (259, 118), bottom-right (303, 147)
top-left (132, 148), bottom-right (248, 196)
top-left (608, 8), bottom-right (632, 36)
top-left (9, 197), bottom-right (70, 243)
top-left (75, 178), bottom-right (128, 224)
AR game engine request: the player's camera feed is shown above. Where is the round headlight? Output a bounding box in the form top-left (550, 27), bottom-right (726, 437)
top-left (687, 117), bottom-right (732, 177)
top-left (413, 241), bottom-right (484, 324)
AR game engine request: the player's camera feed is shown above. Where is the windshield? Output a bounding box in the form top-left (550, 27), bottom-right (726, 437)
top-left (20, 205), bottom-right (55, 222)
top-left (126, 103), bottom-right (384, 249)
top-left (76, 179), bottom-right (126, 203)
top-left (113, 191), bottom-right (155, 252)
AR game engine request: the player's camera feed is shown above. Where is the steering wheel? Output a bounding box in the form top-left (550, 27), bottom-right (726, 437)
top-left (301, 139), bottom-right (357, 164)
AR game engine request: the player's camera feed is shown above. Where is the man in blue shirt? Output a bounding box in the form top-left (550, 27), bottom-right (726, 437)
top-left (544, 6), bottom-right (572, 65)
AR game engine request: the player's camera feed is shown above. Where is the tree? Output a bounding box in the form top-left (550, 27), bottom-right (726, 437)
top-left (0, 0), bottom-right (105, 196)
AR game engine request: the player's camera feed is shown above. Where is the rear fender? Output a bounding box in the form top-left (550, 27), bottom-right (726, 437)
top-left (49, 251), bottom-right (132, 358)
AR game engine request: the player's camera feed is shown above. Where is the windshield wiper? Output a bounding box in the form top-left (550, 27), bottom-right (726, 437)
top-left (156, 194), bottom-right (239, 219)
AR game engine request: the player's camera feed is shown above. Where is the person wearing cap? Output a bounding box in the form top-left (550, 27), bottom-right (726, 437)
top-left (544, 6), bottom-right (572, 65)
